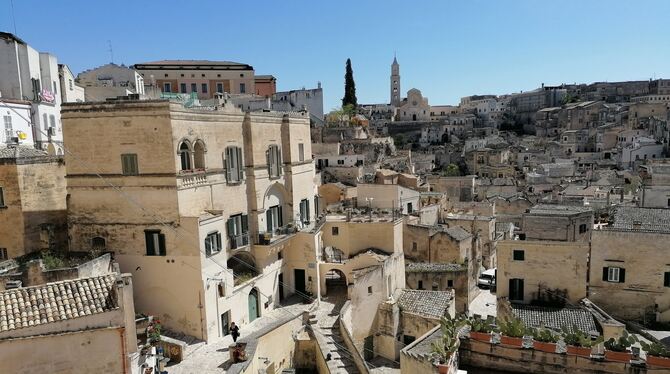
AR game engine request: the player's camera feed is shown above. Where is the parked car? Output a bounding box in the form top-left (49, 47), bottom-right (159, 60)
top-left (478, 268), bottom-right (496, 289)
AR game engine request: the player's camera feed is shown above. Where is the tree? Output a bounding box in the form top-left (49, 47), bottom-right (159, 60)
top-left (342, 58), bottom-right (357, 107)
top-left (442, 164), bottom-right (460, 177)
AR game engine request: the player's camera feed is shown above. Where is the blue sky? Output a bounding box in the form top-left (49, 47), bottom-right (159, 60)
top-left (3, 0), bottom-right (670, 110)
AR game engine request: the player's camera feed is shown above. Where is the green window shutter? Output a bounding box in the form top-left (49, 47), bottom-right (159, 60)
top-left (241, 214), bottom-right (248, 233)
top-left (205, 235), bottom-right (212, 256)
top-left (619, 268), bottom-right (625, 283)
top-left (225, 148), bottom-right (232, 182)
top-left (145, 231), bottom-right (154, 255)
top-left (306, 199), bottom-right (310, 222)
top-left (237, 147), bottom-right (244, 180)
top-left (602, 267), bottom-right (609, 281)
top-left (227, 217), bottom-right (235, 238)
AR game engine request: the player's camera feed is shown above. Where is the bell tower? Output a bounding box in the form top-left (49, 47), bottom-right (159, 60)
top-left (390, 55), bottom-right (400, 107)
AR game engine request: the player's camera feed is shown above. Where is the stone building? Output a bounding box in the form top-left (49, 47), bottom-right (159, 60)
top-left (0, 272), bottom-right (138, 373)
top-left (397, 89), bottom-right (431, 122)
top-left (254, 74), bottom-right (276, 97)
top-left (133, 60), bottom-right (256, 98)
top-left (76, 63), bottom-right (144, 101)
top-left (0, 147), bottom-right (67, 259)
top-left (589, 206), bottom-right (670, 322)
top-left (62, 98), bottom-right (316, 341)
top-left (390, 56), bottom-right (401, 107)
top-left (518, 204), bottom-right (593, 242)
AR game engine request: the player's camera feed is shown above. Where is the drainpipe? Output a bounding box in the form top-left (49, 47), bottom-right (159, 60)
top-left (119, 327), bottom-right (128, 374)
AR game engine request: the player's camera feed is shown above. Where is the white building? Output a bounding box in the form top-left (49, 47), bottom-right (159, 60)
top-left (77, 63), bottom-right (145, 101)
top-left (229, 84), bottom-right (324, 124)
top-left (0, 32), bottom-right (63, 153)
top-left (1, 99), bottom-right (34, 146)
top-left (620, 137), bottom-right (664, 167)
top-left (58, 64), bottom-right (85, 103)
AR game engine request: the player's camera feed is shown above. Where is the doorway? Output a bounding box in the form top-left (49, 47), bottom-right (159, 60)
top-left (248, 288), bottom-right (260, 322)
top-left (221, 311), bottom-right (230, 336)
top-left (294, 269), bottom-right (306, 300)
top-left (278, 273), bottom-right (285, 301)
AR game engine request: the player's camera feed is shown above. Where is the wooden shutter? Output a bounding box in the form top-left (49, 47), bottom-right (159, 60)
top-left (619, 268), bottom-right (625, 283)
top-left (278, 205), bottom-right (283, 227)
top-left (237, 147), bottom-right (244, 180)
top-left (602, 267), bottom-right (609, 281)
top-left (205, 235), bottom-right (212, 256)
top-left (276, 146), bottom-right (282, 175)
top-left (665, 272), bottom-right (670, 287)
top-left (241, 214), bottom-right (248, 233)
top-left (227, 217), bottom-right (235, 238)
top-left (225, 148), bottom-right (233, 182)
top-left (306, 199), bottom-right (310, 222)
top-left (158, 234), bottom-right (166, 256)
top-left (266, 209), bottom-right (273, 232)
top-left (267, 148), bottom-right (273, 177)
top-left (145, 231), bottom-right (154, 255)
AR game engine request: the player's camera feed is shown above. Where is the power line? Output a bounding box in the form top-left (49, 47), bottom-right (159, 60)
top-left (0, 98), bottom-right (396, 367)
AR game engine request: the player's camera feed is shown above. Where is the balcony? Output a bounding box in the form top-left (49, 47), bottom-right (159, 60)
top-left (179, 173), bottom-right (207, 188)
top-left (256, 225), bottom-right (298, 245)
top-left (229, 233), bottom-right (250, 250)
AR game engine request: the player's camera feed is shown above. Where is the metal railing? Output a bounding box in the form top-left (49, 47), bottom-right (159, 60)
top-left (229, 233), bottom-right (250, 249)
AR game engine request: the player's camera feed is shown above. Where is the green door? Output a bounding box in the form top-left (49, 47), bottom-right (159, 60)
top-left (248, 289), bottom-right (259, 322)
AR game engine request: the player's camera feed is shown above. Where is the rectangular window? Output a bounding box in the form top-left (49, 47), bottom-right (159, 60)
top-left (121, 154), bottom-right (139, 175)
top-left (69, 79), bottom-right (73, 90)
top-left (204, 232), bottom-right (222, 256)
top-left (509, 278), bottom-right (524, 301)
top-left (418, 280), bottom-right (423, 290)
top-left (298, 143), bottom-right (305, 162)
top-left (3, 116), bottom-right (12, 142)
top-left (664, 272), bottom-right (670, 287)
top-left (180, 83), bottom-right (187, 93)
top-left (299, 199), bottom-right (310, 225)
top-left (43, 113), bottom-right (48, 131)
top-left (0, 187), bottom-right (4, 206)
top-left (216, 83), bottom-right (224, 93)
top-left (513, 250), bottom-right (525, 261)
top-left (201, 83), bottom-right (208, 93)
top-left (227, 214), bottom-right (249, 249)
top-left (266, 205), bottom-right (283, 233)
top-left (0, 248), bottom-right (6, 260)
top-left (225, 146), bottom-right (244, 182)
top-left (579, 224), bottom-right (587, 233)
top-left (367, 286), bottom-right (373, 294)
top-left (332, 226), bottom-right (339, 236)
top-left (49, 115), bottom-right (56, 129)
top-left (602, 266), bottom-right (625, 283)
top-left (145, 230), bottom-right (166, 256)
top-left (337, 159), bottom-right (344, 165)
top-left (239, 83), bottom-right (246, 93)
top-left (163, 82), bottom-right (171, 93)
top-left (447, 279), bottom-right (454, 288)
top-left (412, 242), bottom-right (417, 251)
top-left (267, 144), bottom-right (282, 178)
top-left (191, 83), bottom-right (197, 93)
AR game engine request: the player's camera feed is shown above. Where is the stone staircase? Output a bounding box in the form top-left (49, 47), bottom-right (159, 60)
top-left (309, 293), bottom-right (361, 373)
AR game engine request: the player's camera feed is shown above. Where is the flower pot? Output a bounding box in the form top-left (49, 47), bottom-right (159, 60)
top-left (647, 355), bottom-right (670, 368)
top-left (469, 331), bottom-right (492, 343)
top-left (605, 350), bottom-right (632, 362)
top-left (567, 345), bottom-right (591, 357)
top-left (533, 341), bottom-right (557, 353)
top-left (501, 336), bottom-right (523, 347)
top-left (437, 363), bottom-right (450, 374)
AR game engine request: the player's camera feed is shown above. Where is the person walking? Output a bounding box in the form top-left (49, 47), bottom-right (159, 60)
top-left (230, 322), bottom-right (240, 342)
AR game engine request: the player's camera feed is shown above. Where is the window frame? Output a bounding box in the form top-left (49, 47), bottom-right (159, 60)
top-left (121, 153), bottom-right (139, 176)
top-left (225, 146), bottom-right (244, 183)
top-left (267, 144), bottom-right (282, 178)
top-left (332, 226), bottom-right (339, 236)
top-left (163, 82), bottom-right (172, 93)
top-left (299, 198), bottom-right (311, 225)
top-left (144, 230), bottom-right (166, 256)
top-left (204, 231), bottom-right (222, 256)
top-left (607, 267), bottom-right (620, 282)
top-left (512, 249), bottom-right (525, 261)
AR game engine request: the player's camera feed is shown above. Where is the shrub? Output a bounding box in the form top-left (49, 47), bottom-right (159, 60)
top-left (604, 331), bottom-right (637, 352)
top-left (532, 328), bottom-right (559, 343)
top-left (560, 326), bottom-right (603, 347)
top-left (498, 317), bottom-right (530, 338)
top-left (641, 341), bottom-right (670, 358)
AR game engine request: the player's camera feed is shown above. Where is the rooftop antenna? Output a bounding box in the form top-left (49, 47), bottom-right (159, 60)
top-left (9, 0), bottom-right (18, 35)
top-left (107, 40), bottom-right (114, 64)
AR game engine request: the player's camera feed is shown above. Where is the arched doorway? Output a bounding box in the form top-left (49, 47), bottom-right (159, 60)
top-left (227, 252), bottom-right (257, 286)
top-left (248, 288), bottom-right (260, 322)
top-left (325, 269), bottom-right (347, 296)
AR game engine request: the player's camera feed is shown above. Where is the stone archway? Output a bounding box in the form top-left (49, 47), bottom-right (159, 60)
top-left (324, 269), bottom-right (347, 297)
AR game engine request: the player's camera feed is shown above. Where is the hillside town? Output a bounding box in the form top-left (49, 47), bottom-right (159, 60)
top-left (1, 20), bottom-right (670, 374)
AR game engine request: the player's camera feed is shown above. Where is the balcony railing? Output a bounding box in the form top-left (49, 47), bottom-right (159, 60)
top-left (256, 225), bottom-right (298, 245)
top-left (229, 233), bottom-right (250, 250)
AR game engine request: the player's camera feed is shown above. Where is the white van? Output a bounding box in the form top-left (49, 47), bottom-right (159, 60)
top-left (478, 268), bottom-right (496, 288)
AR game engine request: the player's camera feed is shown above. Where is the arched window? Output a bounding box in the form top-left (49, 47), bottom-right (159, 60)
top-left (178, 142), bottom-right (192, 171)
top-left (194, 141), bottom-right (206, 169)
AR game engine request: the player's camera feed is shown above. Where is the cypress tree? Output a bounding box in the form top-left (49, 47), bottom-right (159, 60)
top-left (342, 58), bottom-right (357, 107)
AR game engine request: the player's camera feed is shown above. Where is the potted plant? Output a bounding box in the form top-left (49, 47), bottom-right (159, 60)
top-left (561, 326), bottom-right (603, 357)
top-left (147, 318), bottom-right (162, 345)
top-left (604, 331), bottom-right (637, 362)
top-left (641, 341), bottom-right (670, 368)
top-left (498, 318), bottom-right (530, 348)
top-left (532, 327), bottom-right (559, 353)
top-left (431, 315), bottom-right (467, 373)
top-left (466, 317), bottom-right (494, 343)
